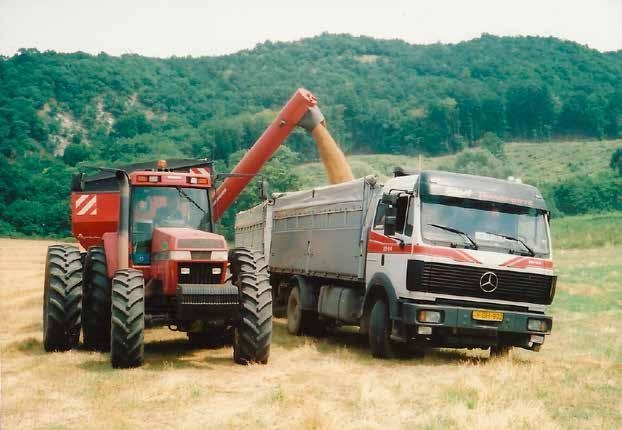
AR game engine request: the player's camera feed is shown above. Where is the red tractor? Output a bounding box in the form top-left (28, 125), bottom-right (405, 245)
top-left (42, 89), bottom-right (324, 367)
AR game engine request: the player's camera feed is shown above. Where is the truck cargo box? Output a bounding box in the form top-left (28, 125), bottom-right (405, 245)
top-left (235, 177), bottom-right (380, 281)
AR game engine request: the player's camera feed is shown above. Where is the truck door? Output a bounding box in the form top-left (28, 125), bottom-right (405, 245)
top-left (366, 195), bottom-right (414, 289)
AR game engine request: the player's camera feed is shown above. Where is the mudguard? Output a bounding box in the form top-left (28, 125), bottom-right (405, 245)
top-left (290, 275), bottom-right (318, 311)
top-left (362, 272), bottom-right (400, 320)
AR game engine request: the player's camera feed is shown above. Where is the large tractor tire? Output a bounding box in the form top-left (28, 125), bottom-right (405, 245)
top-left (369, 297), bottom-right (399, 359)
top-left (43, 245), bottom-right (83, 352)
top-left (230, 248), bottom-right (272, 365)
top-left (81, 246), bottom-right (112, 351)
top-left (110, 269), bottom-right (145, 368)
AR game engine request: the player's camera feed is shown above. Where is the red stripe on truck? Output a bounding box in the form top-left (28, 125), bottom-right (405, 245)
top-left (367, 231), bottom-right (481, 263)
top-left (500, 257), bottom-right (554, 269)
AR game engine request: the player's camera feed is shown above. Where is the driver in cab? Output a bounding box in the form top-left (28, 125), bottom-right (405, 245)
top-left (154, 195), bottom-right (185, 227)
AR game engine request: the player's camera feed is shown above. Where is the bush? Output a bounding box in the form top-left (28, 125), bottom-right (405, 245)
top-left (62, 143), bottom-right (91, 166)
top-left (552, 174), bottom-right (622, 216)
top-left (439, 148), bottom-right (512, 179)
top-left (477, 132), bottom-right (504, 158)
top-left (611, 148), bottom-right (622, 176)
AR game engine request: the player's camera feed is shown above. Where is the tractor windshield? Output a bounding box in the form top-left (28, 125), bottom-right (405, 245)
top-left (131, 186), bottom-right (211, 265)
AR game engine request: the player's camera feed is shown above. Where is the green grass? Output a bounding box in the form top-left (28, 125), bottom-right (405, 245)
top-left (296, 139), bottom-right (622, 188)
top-left (551, 212), bottom-right (622, 249)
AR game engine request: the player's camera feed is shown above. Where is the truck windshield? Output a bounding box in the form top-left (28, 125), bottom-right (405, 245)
top-left (421, 195), bottom-right (550, 257)
top-left (131, 186), bottom-right (211, 264)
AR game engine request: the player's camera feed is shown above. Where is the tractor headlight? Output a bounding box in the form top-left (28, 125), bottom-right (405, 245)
top-left (168, 251), bottom-right (192, 261)
top-left (211, 251), bottom-right (228, 261)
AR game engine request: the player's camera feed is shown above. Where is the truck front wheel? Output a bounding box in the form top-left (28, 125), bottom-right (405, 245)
top-left (369, 298), bottom-right (398, 359)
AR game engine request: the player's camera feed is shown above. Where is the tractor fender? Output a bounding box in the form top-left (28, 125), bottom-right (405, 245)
top-left (289, 275), bottom-right (318, 311)
top-left (360, 272), bottom-right (399, 321)
top-left (102, 232), bottom-right (119, 279)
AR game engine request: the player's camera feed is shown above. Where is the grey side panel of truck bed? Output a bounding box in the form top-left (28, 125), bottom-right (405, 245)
top-left (235, 178), bottom-right (381, 281)
top-left (234, 200), bottom-right (272, 260)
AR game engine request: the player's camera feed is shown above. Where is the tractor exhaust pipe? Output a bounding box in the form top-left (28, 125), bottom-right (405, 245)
top-left (116, 170), bottom-right (130, 270)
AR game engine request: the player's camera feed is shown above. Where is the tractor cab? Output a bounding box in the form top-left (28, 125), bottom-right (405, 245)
top-left (128, 165), bottom-right (213, 265)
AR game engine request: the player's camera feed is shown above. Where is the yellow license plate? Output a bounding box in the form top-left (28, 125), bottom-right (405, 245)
top-left (472, 310), bottom-right (504, 322)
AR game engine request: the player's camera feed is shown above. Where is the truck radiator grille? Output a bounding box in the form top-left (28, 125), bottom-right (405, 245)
top-left (407, 261), bottom-right (556, 305)
top-left (178, 262), bottom-right (224, 284)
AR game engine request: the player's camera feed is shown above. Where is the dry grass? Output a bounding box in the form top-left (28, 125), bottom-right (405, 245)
top-left (1, 239), bottom-right (620, 429)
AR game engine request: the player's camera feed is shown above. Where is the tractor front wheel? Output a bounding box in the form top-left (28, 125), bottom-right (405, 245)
top-left (230, 248), bottom-right (272, 365)
top-left (42, 245), bottom-right (83, 352)
top-left (110, 269), bottom-right (145, 368)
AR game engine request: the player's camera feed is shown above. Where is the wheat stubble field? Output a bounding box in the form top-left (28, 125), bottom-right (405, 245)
top-left (0, 238), bottom-right (620, 429)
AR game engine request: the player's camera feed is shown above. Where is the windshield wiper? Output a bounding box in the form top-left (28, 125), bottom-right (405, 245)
top-left (176, 187), bottom-right (208, 216)
top-left (485, 231), bottom-right (535, 257)
top-left (427, 223), bottom-right (478, 250)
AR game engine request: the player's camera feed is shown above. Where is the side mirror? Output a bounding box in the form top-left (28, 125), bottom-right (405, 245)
top-left (384, 204), bottom-right (397, 236)
top-left (259, 179), bottom-right (270, 201)
top-left (381, 193), bottom-right (399, 206)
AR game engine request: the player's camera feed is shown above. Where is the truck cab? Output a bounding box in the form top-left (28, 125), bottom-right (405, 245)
top-left (365, 171), bottom-right (555, 354)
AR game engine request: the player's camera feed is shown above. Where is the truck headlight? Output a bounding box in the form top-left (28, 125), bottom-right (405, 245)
top-left (527, 319), bottom-right (549, 332)
top-left (418, 310), bottom-right (443, 323)
top-left (211, 251), bottom-right (228, 261)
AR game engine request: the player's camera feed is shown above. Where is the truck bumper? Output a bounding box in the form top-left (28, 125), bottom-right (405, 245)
top-left (176, 283), bottom-right (240, 320)
top-left (399, 301), bottom-right (552, 350)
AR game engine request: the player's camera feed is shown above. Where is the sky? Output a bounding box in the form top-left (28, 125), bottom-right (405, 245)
top-left (1, 0), bottom-right (621, 57)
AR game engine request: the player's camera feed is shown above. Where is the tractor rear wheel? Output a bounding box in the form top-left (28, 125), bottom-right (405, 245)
top-left (230, 248), bottom-right (272, 364)
top-left (110, 269), bottom-right (145, 368)
top-left (43, 245), bottom-right (83, 352)
top-left (82, 246), bottom-right (112, 351)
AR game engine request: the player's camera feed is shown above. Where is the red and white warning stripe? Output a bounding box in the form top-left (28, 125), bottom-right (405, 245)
top-left (190, 167), bottom-right (210, 176)
top-left (75, 194), bottom-right (98, 216)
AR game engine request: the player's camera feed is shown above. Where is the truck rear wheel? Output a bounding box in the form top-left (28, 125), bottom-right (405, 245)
top-left (230, 248), bottom-right (272, 364)
top-left (82, 246), bottom-right (111, 351)
top-left (43, 245), bottom-right (83, 352)
top-left (369, 298), bottom-right (398, 359)
top-left (286, 286), bottom-right (323, 336)
top-left (110, 269), bottom-right (144, 368)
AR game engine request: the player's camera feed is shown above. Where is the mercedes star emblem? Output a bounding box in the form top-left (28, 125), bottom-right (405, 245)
top-left (480, 271), bottom-right (498, 292)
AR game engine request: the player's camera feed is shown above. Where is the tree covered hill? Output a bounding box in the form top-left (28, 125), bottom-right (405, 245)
top-left (1, 33), bottom-right (621, 237)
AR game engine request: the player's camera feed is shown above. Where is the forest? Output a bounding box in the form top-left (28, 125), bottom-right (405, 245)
top-left (1, 33), bottom-right (621, 237)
